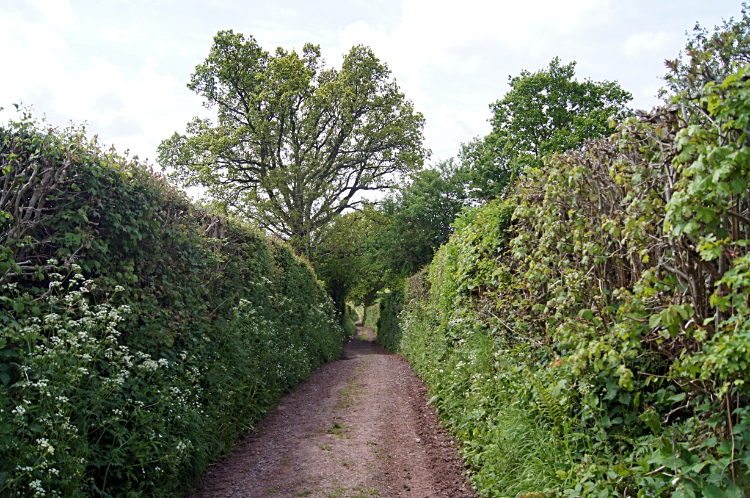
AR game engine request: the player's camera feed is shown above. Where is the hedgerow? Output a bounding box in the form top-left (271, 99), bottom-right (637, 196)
top-left (362, 301), bottom-right (380, 331)
top-left (375, 289), bottom-right (404, 352)
top-left (344, 304), bottom-right (357, 337)
top-left (395, 65), bottom-right (750, 497)
top-left (0, 110), bottom-right (344, 497)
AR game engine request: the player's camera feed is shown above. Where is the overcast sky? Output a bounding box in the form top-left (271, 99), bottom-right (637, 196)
top-left (0, 0), bottom-right (744, 167)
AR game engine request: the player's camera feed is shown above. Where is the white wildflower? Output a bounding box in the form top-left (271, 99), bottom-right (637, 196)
top-left (140, 360), bottom-right (158, 372)
top-left (36, 438), bottom-right (55, 455)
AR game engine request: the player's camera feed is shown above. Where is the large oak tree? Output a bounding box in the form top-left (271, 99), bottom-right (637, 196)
top-left (158, 30), bottom-right (427, 256)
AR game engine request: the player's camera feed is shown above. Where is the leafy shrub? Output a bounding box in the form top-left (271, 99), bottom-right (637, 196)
top-left (343, 304), bottom-right (357, 338)
top-left (397, 65), bottom-right (750, 497)
top-left (363, 301), bottom-right (380, 331)
top-left (375, 289), bottom-right (404, 352)
top-left (0, 111), bottom-right (344, 497)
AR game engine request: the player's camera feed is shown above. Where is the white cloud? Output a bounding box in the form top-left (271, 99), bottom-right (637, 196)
top-left (0, 0), bottom-right (76, 72)
top-left (427, 104), bottom-right (490, 160)
top-left (0, 3), bottom-right (207, 164)
top-left (98, 25), bottom-right (152, 45)
top-left (398, 0), bottom-right (609, 50)
top-left (324, 0), bottom-right (620, 160)
top-left (93, 91), bottom-right (126, 112)
top-left (1, 0), bottom-right (743, 172)
top-left (102, 115), bottom-right (144, 137)
top-left (0, 4), bottom-right (72, 111)
top-left (622, 31), bottom-right (682, 59)
top-left (96, 25), bottom-right (199, 57)
top-left (71, 56), bottom-right (202, 162)
top-left (34, 0), bottom-right (77, 25)
top-left (2, 0), bottom-right (78, 26)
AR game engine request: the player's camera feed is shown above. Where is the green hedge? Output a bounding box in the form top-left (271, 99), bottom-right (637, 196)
top-left (343, 304), bottom-right (357, 338)
top-left (375, 289), bottom-right (404, 352)
top-left (398, 68), bottom-right (750, 497)
top-left (0, 113), bottom-right (344, 497)
top-left (363, 301), bottom-right (380, 331)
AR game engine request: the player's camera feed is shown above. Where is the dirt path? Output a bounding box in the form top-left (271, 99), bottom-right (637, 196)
top-left (190, 326), bottom-right (475, 498)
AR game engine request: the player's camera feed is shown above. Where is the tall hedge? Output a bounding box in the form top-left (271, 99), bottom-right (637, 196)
top-left (362, 301), bottom-right (381, 331)
top-left (0, 112), bottom-right (345, 497)
top-left (397, 67), bottom-right (750, 497)
top-left (375, 289), bottom-right (404, 352)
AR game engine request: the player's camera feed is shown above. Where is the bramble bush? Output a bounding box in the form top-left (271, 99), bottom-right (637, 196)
top-left (0, 110), bottom-right (344, 497)
top-left (390, 59), bottom-right (750, 498)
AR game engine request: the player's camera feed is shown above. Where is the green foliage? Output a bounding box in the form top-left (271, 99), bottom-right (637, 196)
top-left (399, 300), bottom-right (577, 497)
top-left (374, 288), bottom-right (404, 352)
top-left (158, 30), bottom-right (427, 256)
top-left (461, 57), bottom-right (632, 200)
top-left (363, 301), bottom-right (380, 332)
top-left (343, 304), bottom-right (357, 338)
top-left (311, 207), bottom-right (388, 315)
top-left (663, 3), bottom-right (750, 99)
top-left (368, 160), bottom-right (474, 276)
top-left (396, 63), bottom-right (750, 498)
top-left (0, 112), bottom-right (344, 497)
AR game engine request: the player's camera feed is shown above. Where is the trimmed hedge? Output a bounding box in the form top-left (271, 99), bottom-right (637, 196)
top-left (0, 113), bottom-right (344, 497)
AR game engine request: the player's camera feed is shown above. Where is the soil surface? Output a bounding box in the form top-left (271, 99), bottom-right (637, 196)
top-left (190, 325), bottom-right (475, 498)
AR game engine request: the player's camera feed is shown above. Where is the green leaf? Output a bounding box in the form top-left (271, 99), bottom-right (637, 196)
top-left (639, 409), bottom-right (662, 435)
top-left (730, 178), bottom-right (747, 194)
top-left (667, 392), bottom-right (686, 403)
top-left (725, 485), bottom-right (742, 498)
top-left (702, 484), bottom-right (725, 498)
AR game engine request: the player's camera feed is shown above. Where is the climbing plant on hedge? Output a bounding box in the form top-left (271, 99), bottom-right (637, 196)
top-left (396, 65), bottom-right (750, 498)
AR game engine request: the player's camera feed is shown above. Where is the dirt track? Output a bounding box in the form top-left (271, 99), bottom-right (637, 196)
top-left (190, 326), bottom-right (475, 498)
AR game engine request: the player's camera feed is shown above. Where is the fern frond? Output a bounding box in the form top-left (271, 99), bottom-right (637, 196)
top-left (528, 371), bottom-right (566, 431)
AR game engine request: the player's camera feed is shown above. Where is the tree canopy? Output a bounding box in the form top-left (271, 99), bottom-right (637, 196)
top-left (367, 160), bottom-right (473, 277)
top-left (311, 206), bottom-right (390, 312)
top-left (662, 5), bottom-right (750, 99)
top-left (357, 60), bottom-right (633, 282)
top-left (158, 30), bottom-right (427, 256)
top-left (461, 57), bottom-right (632, 200)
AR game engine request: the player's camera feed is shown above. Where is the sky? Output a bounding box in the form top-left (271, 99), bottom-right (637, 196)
top-left (0, 0), bottom-right (744, 169)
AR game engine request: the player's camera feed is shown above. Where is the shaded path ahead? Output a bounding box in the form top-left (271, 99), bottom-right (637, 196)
top-left (190, 326), bottom-right (475, 498)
